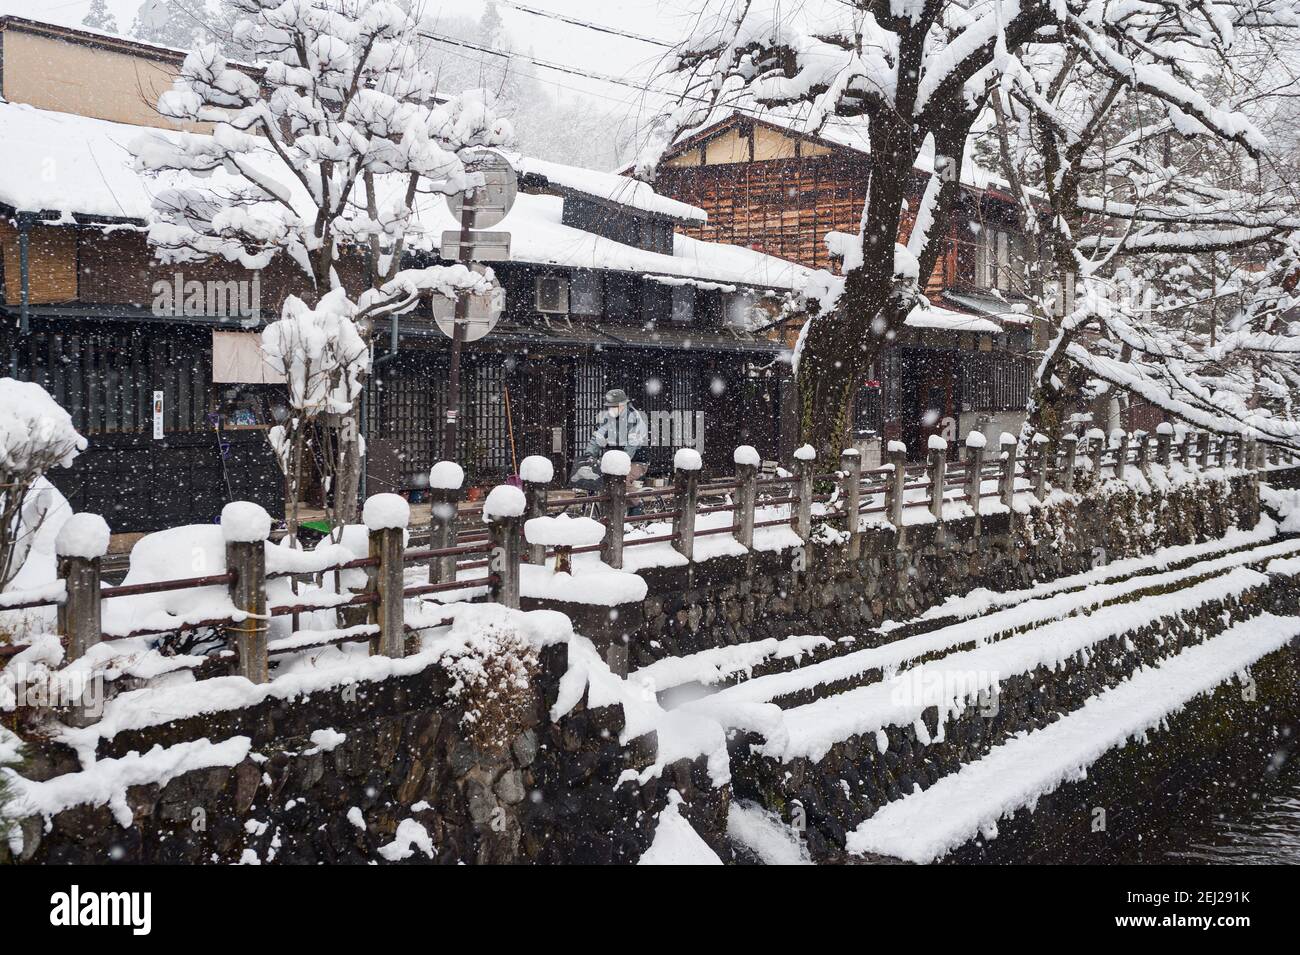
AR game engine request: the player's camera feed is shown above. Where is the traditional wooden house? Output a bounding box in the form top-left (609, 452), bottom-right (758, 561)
top-left (650, 111), bottom-right (1037, 459)
top-left (0, 18), bottom-right (810, 531)
top-left (364, 154), bottom-right (809, 493)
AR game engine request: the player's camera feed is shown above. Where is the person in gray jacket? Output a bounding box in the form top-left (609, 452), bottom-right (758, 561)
top-left (585, 388), bottom-right (649, 468)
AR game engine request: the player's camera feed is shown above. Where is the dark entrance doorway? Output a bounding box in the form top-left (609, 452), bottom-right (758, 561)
top-left (901, 348), bottom-right (957, 459)
top-left (513, 356), bottom-right (574, 479)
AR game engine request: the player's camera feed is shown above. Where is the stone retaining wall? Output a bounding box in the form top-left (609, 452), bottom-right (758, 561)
top-left (550, 472), bottom-right (1261, 671)
top-left (6, 643), bottom-right (730, 865)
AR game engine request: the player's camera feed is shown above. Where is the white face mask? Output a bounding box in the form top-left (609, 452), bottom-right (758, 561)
top-left (607, 403), bottom-right (625, 418)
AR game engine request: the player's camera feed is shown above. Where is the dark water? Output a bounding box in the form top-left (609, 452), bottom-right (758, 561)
top-left (1125, 752), bottom-right (1300, 864)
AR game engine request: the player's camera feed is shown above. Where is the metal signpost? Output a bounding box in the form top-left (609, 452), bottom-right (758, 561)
top-left (439, 152), bottom-right (514, 460)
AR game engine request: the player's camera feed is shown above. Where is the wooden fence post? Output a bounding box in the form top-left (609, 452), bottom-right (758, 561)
top-left (1112, 429), bottom-right (1130, 480)
top-left (519, 455), bottom-right (553, 566)
top-left (484, 485), bottom-right (524, 609)
top-left (363, 493), bottom-right (408, 658)
top-left (428, 461), bottom-right (463, 584)
top-left (792, 444), bottom-right (816, 541)
top-left (1177, 428), bottom-right (1191, 467)
top-left (1198, 430), bottom-right (1211, 470)
top-left (1032, 433), bottom-right (1050, 500)
top-left (734, 446), bottom-right (759, 549)
top-left (840, 448), bottom-right (863, 558)
top-left (1133, 431), bottom-right (1150, 474)
top-left (1086, 428), bottom-right (1106, 480)
top-left (964, 432), bottom-right (986, 518)
top-left (1059, 434), bottom-right (1078, 492)
top-left (885, 440), bottom-right (907, 527)
top-left (999, 433), bottom-right (1018, 509)
top-left (673, 448), bottom-right (701, 561)
top-left (55, 513), bottom-right (109, 663)
top-left (600, 451), bottom-right (628, 570)
top-left (1156, 423), bottom-right (1173, 467)
top-left (926, 436), bottom-right (947, 523)
top-left (222, 502), bottom-right (270, 684)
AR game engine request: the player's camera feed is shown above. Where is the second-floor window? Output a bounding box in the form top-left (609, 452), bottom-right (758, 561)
top-left (570, 271), bottom-right (602, 316)
top-left (975, 227), bottom-right (1029, 293)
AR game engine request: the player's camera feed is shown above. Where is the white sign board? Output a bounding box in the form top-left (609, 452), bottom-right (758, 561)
top-left (446, 153), bottom-right (517, 228)
top-left (152, 391), bottom-right (164, 439)
top-left (431, 273), bottom-right (505, 343)
top-left (441, 230), bottom-right (511, 262)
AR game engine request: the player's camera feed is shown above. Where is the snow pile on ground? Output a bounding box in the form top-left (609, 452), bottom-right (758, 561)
top-left (637, 793), bottom-right (723, 865)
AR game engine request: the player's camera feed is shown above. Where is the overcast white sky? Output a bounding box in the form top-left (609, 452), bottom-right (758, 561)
top-left (0, 0), bottom-right (692, 112)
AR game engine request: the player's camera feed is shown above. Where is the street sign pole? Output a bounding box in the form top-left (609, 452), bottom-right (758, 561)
top-left (443, 200), bottom-right (475, 461)
top-left (438, 152), bottom-right (515, 463)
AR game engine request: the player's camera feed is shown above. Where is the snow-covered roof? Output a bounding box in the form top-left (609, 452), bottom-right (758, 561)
top-left (664, 108), bottom-right (1011, 193)
top-left (0, 101), bottom-right (809, 293)
top-left (409, 189), bottom-right (810, 292)
top-left (905, 301), bottom-right (1003, 334)
top-left (515, 155), bottom-right (706, 224)
top-left (0, 102), bottom-right (157, 221)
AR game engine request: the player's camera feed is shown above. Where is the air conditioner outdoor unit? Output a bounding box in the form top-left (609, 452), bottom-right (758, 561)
top-left (535, 276), bottom-right (569, 314)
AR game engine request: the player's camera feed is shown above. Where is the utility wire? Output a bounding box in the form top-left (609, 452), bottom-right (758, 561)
top-left (494, 1), bottom-right (673, 47)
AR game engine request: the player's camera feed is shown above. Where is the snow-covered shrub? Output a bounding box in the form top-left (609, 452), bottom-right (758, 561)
top-left (0, 380), bottom-right (85, 593)
top-left (442, 618), bottom-right (539, 755)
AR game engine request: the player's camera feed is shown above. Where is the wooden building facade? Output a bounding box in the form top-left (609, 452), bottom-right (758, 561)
top-left (653, 114), bottom-right (1036, 457)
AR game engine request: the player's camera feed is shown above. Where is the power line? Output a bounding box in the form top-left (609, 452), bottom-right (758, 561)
top-left (419, 28), bottom-right (659, 94)
top-left (494, 1), bottom-right (673, 48)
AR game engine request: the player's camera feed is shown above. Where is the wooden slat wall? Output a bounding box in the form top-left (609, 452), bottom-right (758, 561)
top-left (0, 221), bottom-right (78, 304)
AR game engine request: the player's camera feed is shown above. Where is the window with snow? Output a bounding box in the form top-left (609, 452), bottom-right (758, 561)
top-left (535, 275), bottom-right (570, 315)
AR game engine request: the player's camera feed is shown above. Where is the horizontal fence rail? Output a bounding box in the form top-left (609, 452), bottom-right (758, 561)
top-left (0, 429), bottom-right (1285, 700)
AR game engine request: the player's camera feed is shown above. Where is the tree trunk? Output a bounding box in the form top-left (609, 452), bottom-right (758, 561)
top-left (335, 406), bottom-right (361, 524)
top-left (797, 308), bottom-right (885, 458)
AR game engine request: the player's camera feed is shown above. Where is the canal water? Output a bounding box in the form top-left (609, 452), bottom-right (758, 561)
top-left (1119, 750), bottom-right (1300, 864)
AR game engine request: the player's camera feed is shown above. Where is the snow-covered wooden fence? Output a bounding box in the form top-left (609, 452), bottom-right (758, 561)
top-left (0, 426), bottom-right (1286, 697)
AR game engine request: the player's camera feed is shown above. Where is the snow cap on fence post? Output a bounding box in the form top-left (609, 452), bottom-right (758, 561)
top-left (220, 501), bottom-right (272, 543)
top-left (924, 435), bottom-right (948, 523)
top-left (56, 512), bottom-right (111, 561)
top-left (600, 449), bottom-right (632, 476)
top-left (965, 431), bottom-right (987, 450)
top-left (674, 448), bottom-right (701, 561)
top-left (520, 455), bottom-right (554, 566)
top-left (222, 503), bottom-right (269, 684)
top-left (484, 484), bottom-right (525, 608)
top-left (429, 461), bottom-right (465, 490)
top-left (363, 493), bottom-right (410, 531)
top-left (792, 444), bottom-right (816, 540)
top-left (733, 445), bottom-right (759, 549)
top-left (428, 461), bottom-right (464, 585)
top-left (364, 493), bottom-right (408, 659)
top-left (56, 513), bottom-right (110, 665)
top-left (674, 447), bottom-right (703, 472)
